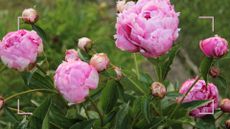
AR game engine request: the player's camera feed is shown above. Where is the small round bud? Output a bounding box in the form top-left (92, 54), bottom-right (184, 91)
top-left (78, 37), bottom-right (92, 52)
top-left (0, 96), bottom-right (4, 109)
top-left (22, 8), bottom-right (39, 24)
top-left (151, 82), bottom-right (167, 99)
top-left (220, 98), bottom-right (230, 113)
top-left (65, 49), bottom-right (79, 62)
top-left (225, 119), bottom-right (230, 129)
top-left (209, 66), bottom-right (220, 78)
top-left (90, 53), bottom-right (110, 72)
top-left (113, 66), bottom-right (122, 80)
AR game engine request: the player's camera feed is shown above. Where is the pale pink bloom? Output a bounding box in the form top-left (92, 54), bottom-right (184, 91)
top-left (0, 29), bottom-right (43, 71)
top-left (65, 49), bottom-right (79, 62)
top-left (151, 82), bottom-right (166, 98)
top-left (78, 37), bottom-right (92, 52)
top-left (200, 36), bottom-right (229, 58)
top-left (22, 8), bottom-right (39, 24)
top-left (54, 54), bottom-right (99, 104)
top-left (115, 0), bottom-right (180, 58)
top-left (179, 79), bottom-right (219, 117)
top-left (220, 98), bottom-right (230, 113)
top-left (116, 0), bottom-right (135, 13)
top-left (90, 53), bottom-right (110, 72)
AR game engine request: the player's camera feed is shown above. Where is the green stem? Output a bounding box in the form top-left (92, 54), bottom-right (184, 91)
top-left (133, 53), bottom-right (140, 79)
top-left (122, 73), bottom-right (145, 94)
top-left (169, 75), bottom-right (201, 118)
top-left (88, 97), bottom-right (104, 126)
top-left (5, 89), bottom-right (57, 102)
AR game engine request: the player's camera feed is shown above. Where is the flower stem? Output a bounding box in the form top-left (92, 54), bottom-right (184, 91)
top-left (169, 75), bottom-right (201, 118)
top-left (133, 53), bottom-right (140, 80)
top-left (88, 97), bottom-right (104, 126)
top-left (5, 89), bottom-right (57, 102)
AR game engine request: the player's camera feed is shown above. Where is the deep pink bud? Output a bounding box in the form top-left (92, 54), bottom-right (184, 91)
top-left (220, 98), bottom-right (230, 113)
top-left (90, 53), bottom-right (110, 72)
top-left (151, 82), bottom-right (166, 98)
top-left (22, 8), bottom-right (39, 24)
top-left (78, 37), bottom-right (92, 52)
top-left (113, 66), bottom-right (122, 80)
top-left (200, 36), bottom-right (229, 58)
top-left (65, 49), bottom-right (79, 62)
top-left (54, 55), bottom-right (99, 104)
top-left (225, 119), bottom-right (230, 129)
top-left (209, 66), bottom-right (220, 78)
top-left (0, 29), bottom-right (43, 71)
top-left (179, 79), bottom-right (219, 118)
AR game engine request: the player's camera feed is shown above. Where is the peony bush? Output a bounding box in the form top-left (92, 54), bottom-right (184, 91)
top-left (0, 0), bottom-right (230, 129)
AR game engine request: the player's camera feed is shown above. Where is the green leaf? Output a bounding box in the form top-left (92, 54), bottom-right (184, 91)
top-left (100, 80), bottom-right (119, 114)
top-left (69, 120), bottom-right (95, 129)
top-left (16, 117), bottom-right (29, 129)
top-left (181, 100), bottom-right (212, 110)
top-left (195, 115), bottom-right (216, 129)
top-left (114, 103), bottom-right (129, 129)
top-left (213, 76), bottom-right (229, 97)
top-left (31, 24), bottom-right (48, 41)
top-left (77, 49), bottom-right (90, 62)
top-left (199, 57), bottom-right (213, 83)
top-left (3, 107), bottom-right (19, 123)
top-left (41, 113), bottom-right (49, 129)
top-left (141, 97), bottom-right (151, 123)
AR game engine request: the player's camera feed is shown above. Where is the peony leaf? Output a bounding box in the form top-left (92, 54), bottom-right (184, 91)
top-left (69, 120), bottom-right (95, 129)
top-left (114, 103), bottom-right (130, 129)
top-left (181, 100), bottom-right (212, 110)
top-left (199, 57), bottom-right (213, 84)
top-left (195, 115), bottom-right (216, 129)
top-left (141, 96), bottom-right (151, 123)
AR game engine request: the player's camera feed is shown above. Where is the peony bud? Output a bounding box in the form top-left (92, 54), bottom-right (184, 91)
top-left (151, 82), bottom-right (167, 99)
top-left (209, 66), bottom-right (220, 78)
top-left (22, 8), bottom-right (39, 24)
top-left (90, 53), bottom-right (110, 72)
top-left (113, 66), bottom-right (122, 80)
top-left (220, 98), bottom-right (230, 113)
top-left (78, 37), bottom-right (92, 52)
top-left (225, 119), bottom-right (230, 129)
top-left (65, 49), bottom-right (79, 62)
top-left (0, 96), bottom-right (4, 109)
top-left (200, 35), bottom-right (229, 58)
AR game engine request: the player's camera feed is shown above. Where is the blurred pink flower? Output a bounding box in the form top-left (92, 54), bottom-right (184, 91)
top-left (54, 50), bottom-right (99, 104)
top-left (90, 53), bottom-right (110, 72)
top-left (22, 8), bottom-right (39, 24)
top-left (179, 79), bottom-right (219, 117)
top-left (115, 0), bottom-right (180, 58)
top-left (200, 36), bottom-right (229, 58)
top-left (0, 29), bottom-right (43, 71)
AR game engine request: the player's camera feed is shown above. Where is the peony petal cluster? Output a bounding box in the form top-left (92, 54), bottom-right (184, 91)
top-left (54, 49), bottom-right (99, 104)
top-left (179, 79), bottom-right (219, 117)
top-left (115, 0), bottom-right (180, 58)
top-left (200, 36), bottom-right (229, 58)
top-left (0, 29), bottom-right (43, 71)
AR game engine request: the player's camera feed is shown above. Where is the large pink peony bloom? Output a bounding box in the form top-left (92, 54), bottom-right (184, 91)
top-left (54, 49), bottom-right (99, 104)
top-left (179, 79), bottom-right (219, 118)
top-left (0, 29), bottom-right (43, 71)
top-left (115, 0), bottom-right (180, 58)
top-left (200, 36), bottom-right (229, 58)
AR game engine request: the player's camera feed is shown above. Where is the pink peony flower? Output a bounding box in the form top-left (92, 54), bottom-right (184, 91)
top-left (220, 98), bottom-right (230, 113)
top-left (54, 51), bottom-right (99, 104)
top-left (65, 49), bottom-right (79, 62)
top-left (22, 8), bottom-right (39, 24)
top-left (78, 37), bottom-right (92, 52)
top-left (0, 29), bottom-right (43, 71)
top-left (200, 36), bottom-right (229, 58)
top-left (179, 79), bottom-right (219, 118)
top-left (90, 53), bottom-right (110, 72)
top-left (115, 0), bottom-right (180, 58)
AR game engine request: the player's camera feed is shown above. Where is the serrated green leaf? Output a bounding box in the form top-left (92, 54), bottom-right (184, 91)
top-left (69, 120), bottom-right (95, 129)
top-left (100, 80), bottom-right (119, 114)
top-left (200, 57), bottom-right (213, 83)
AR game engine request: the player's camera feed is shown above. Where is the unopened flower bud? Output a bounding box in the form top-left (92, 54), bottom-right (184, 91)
top-left (151, 82), bottom-right (166, 99)
top-left (78, 37), bottom-right (92, 52)
top-left (113, 66), bottom-right (122, 80)
top-left (65, 49), bottom-right (79, 62)
top-left (225, 119), bottom-right (230, 129)
top-left (0, 96), bottom-right (4, 109)
top-left (220, 98), bottom-right (230, 113)
top-left (22, 8), bottom-right (39, 24)
top-left (90, 53), bottom-right (110, 72)
top-left (209, 66), bottom-right (220, 78)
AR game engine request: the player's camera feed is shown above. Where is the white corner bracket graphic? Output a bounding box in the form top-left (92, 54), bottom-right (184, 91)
top-left (17, 99), bottom-right (33, 116)
top-left (199, 99), bottom-right (215, 115)
top-left (198, 16), bottom-right (215, 32)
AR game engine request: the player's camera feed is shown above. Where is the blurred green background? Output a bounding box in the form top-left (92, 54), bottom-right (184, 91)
top-left (0, 0), bottom-right (230, 104)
